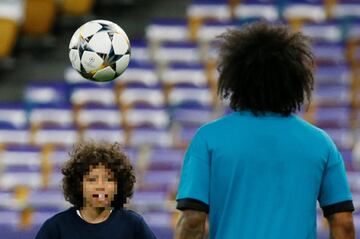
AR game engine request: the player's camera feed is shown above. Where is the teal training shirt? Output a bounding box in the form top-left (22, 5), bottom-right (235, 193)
top-left (176, 111), bottom-right (353, 239)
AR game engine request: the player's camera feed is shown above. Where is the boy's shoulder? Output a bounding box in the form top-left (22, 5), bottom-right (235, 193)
top-left (113, 208), bottom-right (144, 222)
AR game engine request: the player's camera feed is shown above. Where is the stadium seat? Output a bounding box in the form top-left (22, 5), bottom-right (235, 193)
top-left (146, 19), bottom-right (190, 44)
top-left (322, 127), bottom-right (354, 150)
top-left (29, 104), bottom-right (74, 129)
top-left (160, 64), bottom-right (208, 88)
top-left (117, 62), bottom-right (159, 87)
top-left (312, 42), bottom-right (347, 65)
top-left (234, 0), bottom-right (279, 22)
top-left (314, 63), bottom-right (352, 86)
top-left (146, 147), bottom-right (184, 171)
top-left (22, 0), bottom-right (56, 36)
top-left (167, 85), bottom-right (215, 107)
top-left (300, 21), bottom-right (344, 43)
top-left (31, 126), bottom-right (78, 147)
top-left (0, 125), bottom-right (30, 146)
top-left (118, 85), bottom-right (165, 109)
top-left (313, 85), bottom-right (351, 107)
top-left (170, 104), bottom-right (217, 126)
top-left (0, 104), bottom-right (27, 128)
top-left (24, 82), bottom-right (69, 105)
top-left (124, 106), bottom-right (170, 129)
top-left (128, 127), bottom-right (173, 147)
top-left (76, 105), bottom-right (122, 129)
top-left (313, 106), bottom-right (351, 128)
top-left (0, 18), bottom-right (18, 58)
top-left (130, 40), bottom-right (152, 64)
top-left (60, 0), bottom-right (94, 16)
top-left (153, 42), bottom-right (201, 65)
top-left (82, 126), bottom-right (126, 145)
top-left (282, 0), bottom-right (326, 23)
top-left (70, 84), bottom-right (117, 108)
top-left (330, 0), bottom-right (360, 19)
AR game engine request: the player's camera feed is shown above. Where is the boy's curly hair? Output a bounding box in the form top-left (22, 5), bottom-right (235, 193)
top-left (217, 22), bottom-right (314, 116)
top-left (61, 142), bottom-right (135, 209)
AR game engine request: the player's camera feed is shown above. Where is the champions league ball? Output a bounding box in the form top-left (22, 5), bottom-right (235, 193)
top-left (69, 20), bottom-right (131, 82)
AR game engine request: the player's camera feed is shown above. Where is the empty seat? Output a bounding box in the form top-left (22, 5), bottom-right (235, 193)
top-left (147, 147), bottom-right (184, 171)
top-left (130, 40), bottom-right (152, 64)
top-left (61, 0), bottom-right (94, 16)
top-left (118, 85), bottom-right (165, 109)
top-left (313, 85), bottom-right (351, 107)
top-left (160, 64), bottom-right (208, 87)
top-left (187, 0), bottom-right (231, 22)
top-left (124, 106), bottom-right (169, 129)
top-left (32, 126), bottom-right (78, 147)
top-left (167, 86), bottom-right (214, 107)
top-left (312, 42), bottom-right (347, 65)
top-left (70, 84), bottom-right (116, 107)
top-left (24, 82), bottom-right (68, 105)
top-left (234, 0), bottom-right (279, 21)
top-left (129, 127), bottom-right (173, 147)
top-left (170, 104), bottom-right (217, 126)
top-left (330, 0), bottom-right (360, 19)
top-left (282, 0), bottom-right (326, 23)
top-left (76, 105), bottom-right (121, 128)
top-left (23, 0), bottom-right (56, 36)
top-left (300, 21), bottom-right (343, 43)
top-left (146, 19), bottom-right (190, 44)
top-left (82, 126), bottom-right (126, 145)
top-left (0, 104), bottom-right (27, 128)
top-left (29, 104), bottom-right (74, 129)
top-left (314, 63), bottom-right (351, 86)
top-left (117, 62), bottom-right (159, 87)
top-left (153, 42), bottom-right (201, 65)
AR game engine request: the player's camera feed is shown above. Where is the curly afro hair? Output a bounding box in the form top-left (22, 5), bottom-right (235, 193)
top-left (217, 21), bottom-right (314, 116)
top-left (61, 142), bottom-right (135, 209)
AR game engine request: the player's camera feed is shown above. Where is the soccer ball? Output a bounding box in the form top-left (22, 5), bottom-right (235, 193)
top-left (69, 20), bottom-right (131, 82)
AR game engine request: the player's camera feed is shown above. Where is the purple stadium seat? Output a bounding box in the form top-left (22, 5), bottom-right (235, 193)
top-left (146, 19), bottom-right (190, 43)
top-left (143, 170), bottom-right (179, 189)
top-left (0, 103), bottom-right (27, 129)
top-left (118, 84), bottom-right (165, 108)
top-left (129, 126), bottom-right (173, 147)
top-left (32, 126), bottom-right (79, 147)
top-left (147, 147), bottom-right (184, 171)
top-left (312, 43), bottom-right (347, 65)
top-left (313, 85), bottom-right (351, 107)
top-left (24, 82), bottom-right (68, 105)
top-left (0, 125), bottom-right (30, 146)
top-left (161, 64), bottom-right (208, 87)
top-left (187, 0), bottom-right (231, 22)
top-left (171, 104), bottom-right (217, 126)
top-left (300, 21), bottom-right (343, 43)
top-left (70, 83), bottom-right (116, 107)
top-left (29, 103), bottom-right (74, 128)
top-left (313, 106), bottom-right (351, 128)
top-left (167, 85), bottom-right (214, 107)
top-left (331, 0), bottom-right (360, 19)
top-left (143, 211), bottom-right (174, 239)
top-left (153, 42), bottom-right (201, 65)
top-left (76, 105), bottom-right (122, 128)
top-left (234, 0), bottom-right (279, 21)
top-left (82, 126), bottom-right (126, 145)
top-left (117, 62), bottom-right (158, 87)
top-left (131, 190), bottom-right (169, 211)
top-left (130, 40), bottom-right (152, 64)
top-left (125, 106), bottom-right (169, 129)
top-left (314, 63), bottom-right (351, 86)
top-left (322, 127), bottom-right (353, 150)
top-left (283, 0), bottom-right (326, 22)
top-left (27, 189), bottom-right (69, 210)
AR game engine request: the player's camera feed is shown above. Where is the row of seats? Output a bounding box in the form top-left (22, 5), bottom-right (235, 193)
top-left (0, 0), bottom-right (94, 59)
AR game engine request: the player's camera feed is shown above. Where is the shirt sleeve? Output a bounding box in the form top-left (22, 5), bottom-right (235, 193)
top-left (176, 129), bottom-right (210, 212)
top-left (35, 218), bottom-right (59, 239)
top-left (318, 138), bottom-right (354, 217)
top-left (135, 217), bottom-right (157, 239)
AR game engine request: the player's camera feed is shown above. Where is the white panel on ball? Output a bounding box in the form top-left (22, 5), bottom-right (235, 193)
top-left (88, 31), bottom-right (112, 54)
top-left (116, 55), bottom-right (130, 75)
top-left (81, 22), bottom-right (102, 38)
top-left (69, 28), bottom-right (81, 49)
top-left (93, 66), bottom-right (116, 82)
top-left (69, 49), bottom-right (81, 71)
top-left (112, 33), bottom-right (129, 55)
top-left (81, 51), bottom-right (104, 73)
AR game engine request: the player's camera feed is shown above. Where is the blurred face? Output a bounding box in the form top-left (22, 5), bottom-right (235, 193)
top-left (83, 163), bottom-right (117, 208)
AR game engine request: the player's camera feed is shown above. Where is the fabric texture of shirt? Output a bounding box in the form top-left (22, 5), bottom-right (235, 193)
top-left (176, 111), bottom-right (353, 239)
top-left (35, 207), bottom-right (157, 239)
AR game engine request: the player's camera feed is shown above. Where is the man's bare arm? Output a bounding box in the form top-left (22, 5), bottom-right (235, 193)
top-left (327, 212), bottom-right (355, 239)
top-left (174, 210), bottom-right (207, 239)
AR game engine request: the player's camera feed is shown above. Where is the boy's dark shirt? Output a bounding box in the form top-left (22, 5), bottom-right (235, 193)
top-left (35, 207), bottom-right (157, 239)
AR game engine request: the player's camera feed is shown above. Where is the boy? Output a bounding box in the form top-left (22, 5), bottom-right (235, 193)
top-left (35, 142), bottom-right (157, 239)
